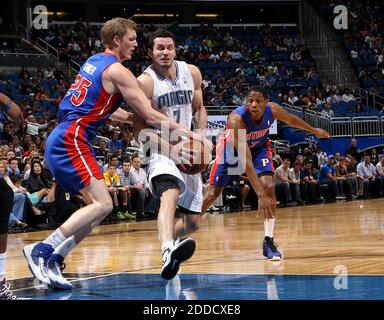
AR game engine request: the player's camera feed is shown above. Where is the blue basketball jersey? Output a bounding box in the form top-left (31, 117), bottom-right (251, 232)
top-left (58, 52), bottom-right (124, 139)
top-left (230, 104), bottom-right (274, 154)
top-left (209, 104), bottom-right (275, 186)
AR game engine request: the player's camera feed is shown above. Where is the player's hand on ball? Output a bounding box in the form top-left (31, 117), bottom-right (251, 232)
top-left (313, 128), bottom-right (330, 139)
top-left (175, 138), bottom-right (211, 175)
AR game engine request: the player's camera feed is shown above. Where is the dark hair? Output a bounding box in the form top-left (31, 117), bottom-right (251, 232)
top-left (131, 153), bottom-right (140, 161)
top-left (284, 158), bottom-right (291, 162)
top-left (248, 86), bottom-right (269, 99)
top-left (108, 162), bottom-right (117, 168)
top-left (109, 152), bottom-right (119, 161)
top-left (31, 160), bottom-right (43, 177)
top-left (148, 29), bottom-right (175, 49)
top-left (122, 156), bottom-right (131, 164)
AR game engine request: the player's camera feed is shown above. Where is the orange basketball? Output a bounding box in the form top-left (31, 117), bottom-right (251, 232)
top-left (176, 139), bottom-right (211, 175)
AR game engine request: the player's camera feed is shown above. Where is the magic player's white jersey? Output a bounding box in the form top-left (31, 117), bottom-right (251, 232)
top-left (143, 60), bottom-right (194, 129)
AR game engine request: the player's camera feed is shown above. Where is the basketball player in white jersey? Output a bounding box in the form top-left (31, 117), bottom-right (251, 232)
top-left (137, 30), bottom-right (209, 280)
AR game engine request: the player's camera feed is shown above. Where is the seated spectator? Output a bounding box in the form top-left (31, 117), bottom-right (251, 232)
top-left (320, 102), bottom-right (335, 117)
top-left (107, 131), bottom-right (123, 152)
top-left (118, 158), bottom-right (136, 219)
top-left (289, 161), bottom-right (303, 203)
top-left (12, 136), bottom-right (24, 158)
top-left (0, 162), bottom-right (28, 230)
top-left (334, 89), bottom-right (343, 103)
top-left (272, 147), bottom-right (283, 169)
top-left (5, 150), bottom-right (15, 164)
top-left (104, 162), bottom-right (121, 218)
top-left (21, 160), bottom-right (52, 205)
top-left (300, 160), bottom-right (322, 203)
top-left (316, 92), bottom-right (326, 109)
top-left (326, 93), bottom-right (337, 105)
top-left (357, 155), bottom-right (380, 197)
top-left (7, 158), bottom-right (23, 180)
top-left (246, 62), bottom-right (257, 76)
top-left (6, 173), bottom-right (45, 225)
top-left (103, 153), bottom-right (121, 173)
top-left (346, 155), bottom-right (363, 197)
top-left (335, 157), bottom-right (353, 200)
top-left (318, 155), bottom-right (338, 201)
top-left (346, 138), bottom-right (360, 162)
top-left (288, 91), bottom-right (298, 105)
top-left (370, 148), bottom-right (380, 166)
top-left (95, 139), bottom-right (109, 163)
top-left (130, 154), bottom-right (149, 217)
top-left (342, 88), bottom-right (356, 102)
top-left (274, 158), bottom-right (293, 206)
top-left (326, 80), bottom-right (336, 94)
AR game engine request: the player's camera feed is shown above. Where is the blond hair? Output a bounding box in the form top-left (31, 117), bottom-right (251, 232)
top-left (101, 18), bottom-right (137, 49)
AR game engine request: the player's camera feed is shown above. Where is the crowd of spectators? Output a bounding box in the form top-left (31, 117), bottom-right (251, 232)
top-left (315, 0), bottom-right (384, 98)
top-left (29, 19), bottom-right (342, 109)
top-left (0, 19), bottom-right (383, 232)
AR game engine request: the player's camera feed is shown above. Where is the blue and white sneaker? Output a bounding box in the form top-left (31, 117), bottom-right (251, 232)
top-left (161, 237), bottom-right (196, 280)
top-left (23, 242), bottom-right (53, 285)
top-left (47, 254), bottom-right (72, 290)
top-left (263, 237), bottom-right (282, 261)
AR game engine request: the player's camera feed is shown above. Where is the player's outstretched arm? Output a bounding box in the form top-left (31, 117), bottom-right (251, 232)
top-left (228, 114), bottom-right (276, 218)
top-left (0, 92), bottom-right (24, 130)
top-left (269, 102), bottom-right (331, 139)
top-left (108, 63), bottom-right (194, 139)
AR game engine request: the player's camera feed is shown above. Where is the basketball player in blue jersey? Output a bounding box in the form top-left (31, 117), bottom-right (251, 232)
top-left (0, 93), bottom-right (23, 299)
top-left (23, 18), bottom-right (201, 290)
top-left (202, 86), bottom-right (330, 260)
top-left (137, 30), bottom-right (210, 280)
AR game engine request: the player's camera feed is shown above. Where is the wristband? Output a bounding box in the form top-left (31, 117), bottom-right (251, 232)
top-left (3, 104), bottom-right (11, 111)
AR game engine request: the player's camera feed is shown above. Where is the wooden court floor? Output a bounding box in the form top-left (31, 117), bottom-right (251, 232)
top-left (6, 198), bottom-right (384, 282)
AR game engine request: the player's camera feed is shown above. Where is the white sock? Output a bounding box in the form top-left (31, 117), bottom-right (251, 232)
top-left (42, 229), bottom-right (67, 250)
top-left (53, 236), bottom-right (76, 258)
top-left (264, 218), bottom-right (275, 238)
top-left (161, 241), bottom-right (173, 253)
top-left (0, 252), bottom-right (6, 281)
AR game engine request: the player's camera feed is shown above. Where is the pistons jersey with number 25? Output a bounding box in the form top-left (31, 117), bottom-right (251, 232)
top-left (58, 52), bottom-right (123, 139)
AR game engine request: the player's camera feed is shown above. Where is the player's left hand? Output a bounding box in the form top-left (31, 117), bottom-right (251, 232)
top-left (313, 128), bottom-right (330, 139)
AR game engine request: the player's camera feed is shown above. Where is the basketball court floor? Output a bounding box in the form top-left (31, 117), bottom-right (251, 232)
top-left (6, 198), bottom-right (384, 300)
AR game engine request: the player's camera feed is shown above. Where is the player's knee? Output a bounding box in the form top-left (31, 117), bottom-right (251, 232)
top-left (95, 198), bottom-right (113, 216)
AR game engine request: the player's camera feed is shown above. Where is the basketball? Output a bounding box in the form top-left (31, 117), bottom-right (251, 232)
top-left (176, 139), bottom-right (211, 175)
